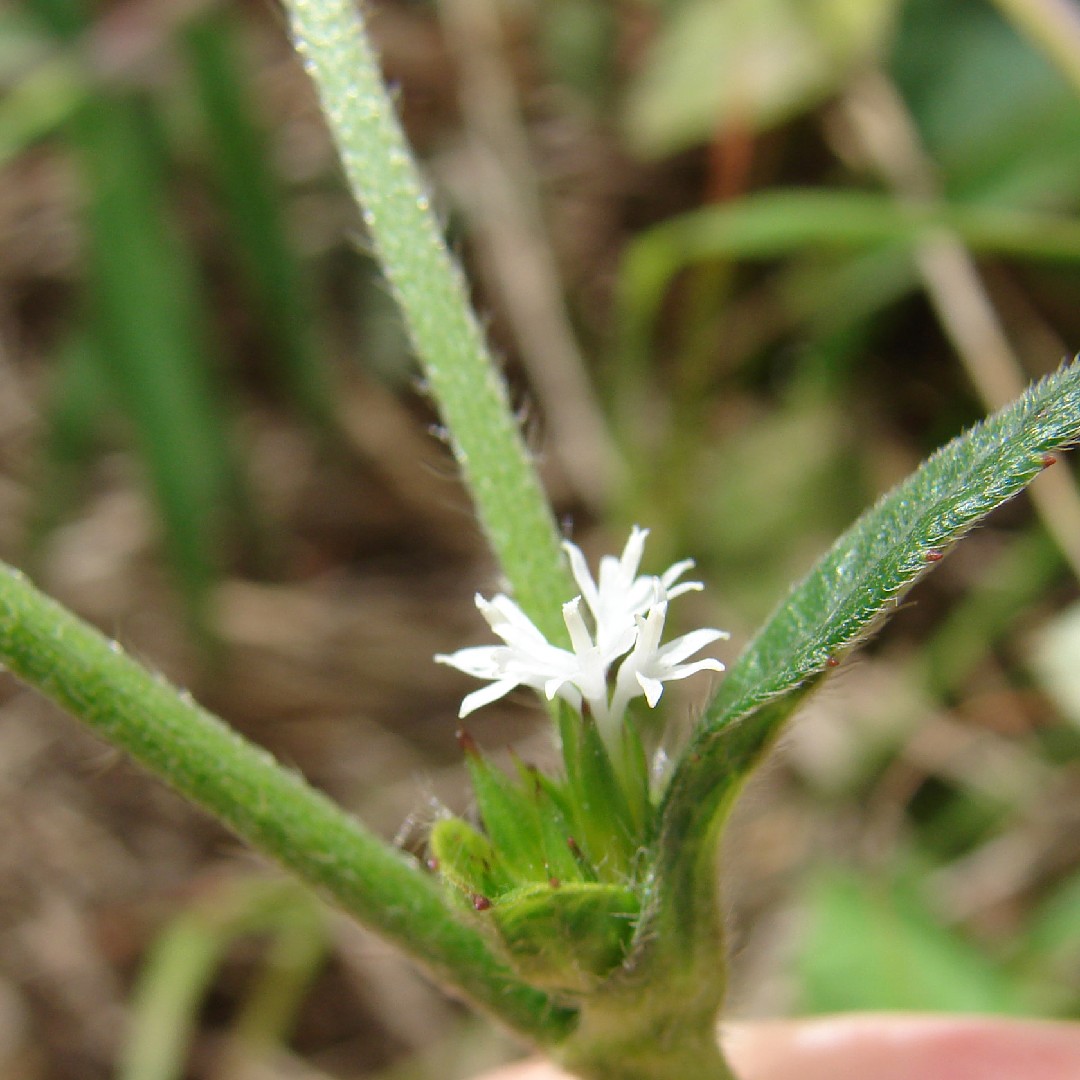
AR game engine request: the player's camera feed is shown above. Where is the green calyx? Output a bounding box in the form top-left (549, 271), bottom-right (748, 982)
top-left (429, 721), bottom-right (653, 997)
top-left (490, 881), bottom-right (640, 995)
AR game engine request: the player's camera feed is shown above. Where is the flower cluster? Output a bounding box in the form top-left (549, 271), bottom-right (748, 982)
top-left (436, 527), bottom-right (728, 737)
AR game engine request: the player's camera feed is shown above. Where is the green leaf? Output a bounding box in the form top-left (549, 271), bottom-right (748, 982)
top-left (706, 363), bottom-right (1080, 729)
top-left (512, 759), bottom-right (590, 887)
top-left (893, 0), bottom-right (1080, 206)
top-left (797, 867), bottom-right (1029, 1015)
top-left (119, 879), bottom-right (327, 1080)
top-left (557, 704), bottom-right (640, 877)
top-left (640, 362), bottom-right (1080, 992)
top-left (29, 0), bottom-right (259, 649)
top-left (464, 745), bottom-right (557, 885)
top-left (429, 817), bottom-right (514, 903)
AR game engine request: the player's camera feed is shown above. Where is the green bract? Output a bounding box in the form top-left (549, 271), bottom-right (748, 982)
top-left (431, 720), bottom-right (650, 996)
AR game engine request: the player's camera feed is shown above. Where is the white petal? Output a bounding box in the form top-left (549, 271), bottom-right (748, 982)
top-left (544, 674), bottom-right (571, 700)
top-left (636, 602), bottom-right (668, 654)
top-left (657, 627), bottom-right (728, 667)
top-left (459, 678), bottom-right (519, 717)
top-left (636, 672), bottom-right (665, 707)
top-left (661, 658), bottom-right (726, 682)
top-left (435, 645), bottom-right (507, 677)
top-left (620, 526), bottom-right (649, 578)
top-left (659, 558), bottom-right (696, 589)
top-left (604, 621), bottom-right (638, 659)
top-left (562, 540), bottom-right (600, 614)
top-left (562, 597), bottom-right (596, 656)
top-left (664, 580), bottom-right (704, 601)
top-left (478, 593), bottom-right (543, 638)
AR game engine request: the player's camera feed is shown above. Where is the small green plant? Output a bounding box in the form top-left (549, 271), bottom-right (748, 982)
top-left (3, 1), bottom-right (1080, 1078)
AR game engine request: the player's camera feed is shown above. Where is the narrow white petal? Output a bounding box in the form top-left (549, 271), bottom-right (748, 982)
top-left (620, 526), bottom-right (649, 577)
top-left (544, 674), bottom-right (571, 700)
top-left (662, 658), bottom-right (726, 682)
top-left (460, 678), bottom-right (519, 717)
top-left (664, 580), bottom-right (704, 601)
top-left (657, 627), bottom-right (727, 666)
top-left (659, 558), bottom-right (696, 589)
top-left (481, 593), bottom-right (542, 635)
top-left (562, 540), bottom-right (600, 613)
top-left (562, 597), bottom-right (596, 657)
top-left (636, 603), bottom-right (668, 655)
top-left (636, 672), bottom-right (665, 707)
top-left (435, 645), bottom-right (506, 678)
top-left (604, 621), bottom-right (638, 660)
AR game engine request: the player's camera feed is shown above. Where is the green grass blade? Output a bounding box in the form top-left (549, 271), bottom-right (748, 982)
top-left (639, 361), bottom-right (1080, 995)
top-left (119, 909), bottom-right (223, 1080)
top-left (183, 11), bottom-right (334, 427)
top-left (119, 879), bottom-right (324, 1080)
top-left (72, 93), bottom-right (254, 640)
top-left (618, 189), bottom-right (1080, 372)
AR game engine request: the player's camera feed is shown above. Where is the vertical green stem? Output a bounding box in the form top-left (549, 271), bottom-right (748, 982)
top-left (283, 0), bottom-right (572, 639)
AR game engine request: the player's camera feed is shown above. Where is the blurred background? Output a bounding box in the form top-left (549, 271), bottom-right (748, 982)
top-left (3, 0), bottom-right (1080, 1075)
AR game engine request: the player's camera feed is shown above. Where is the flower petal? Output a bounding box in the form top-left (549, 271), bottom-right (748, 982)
top-left (660, 657), bottom-right (725, 683)
top-left (459, 678), bottom-right (520, 717)
top-left (563, 539), bottom-right (600, 614)
top-left (659, 558), bottom-right (696, 590)
top-left (437, 527), bottom-right (729, 723)
top-left (635, 671), bottom-right (665, 707)
top-left (656, 627), bottom-right (729, 667)
top-left (435, 645), bottom-right (505, 678)
top-left (562, 597), bottom-right (595, 657)
top-left (619, 525), bottom-right (649, 578)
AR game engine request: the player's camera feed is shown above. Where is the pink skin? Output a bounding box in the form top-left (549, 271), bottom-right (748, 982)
top-left (475, 1015), bottom-right (1080, 1080)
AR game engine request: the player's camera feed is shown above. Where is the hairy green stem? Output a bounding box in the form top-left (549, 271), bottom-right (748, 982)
top-left (559, 998), bottom-right (736, 1080)
top-left (0, 562), bottom-right (575, 1045)
top-left (283, 0), bottom-right (572, 640)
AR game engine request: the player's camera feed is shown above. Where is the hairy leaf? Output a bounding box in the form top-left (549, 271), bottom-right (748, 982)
top-left (638, 361), bottom-right (1080, 992)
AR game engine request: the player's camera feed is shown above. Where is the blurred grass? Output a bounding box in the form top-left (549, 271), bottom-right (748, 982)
top-left (3, 0), bottom-right (1080, 1074)
top-left (76, 91), bottom-right (252, 645)
top-left (182, 10), bottom-right (334, 430)
top-left (120, 878), bottom-right (328, 1080)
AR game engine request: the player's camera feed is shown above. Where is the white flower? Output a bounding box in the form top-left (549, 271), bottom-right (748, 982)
top-left (563, 526), bottom-right (702, 654)
top-left (611, 588), bottom-right (728, 718)
top-left (436, 527), bottom-right (728, 730)
top-left (435, 593), bottom-right (631, 718)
